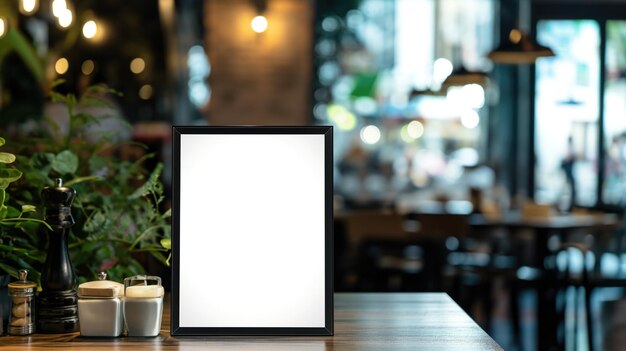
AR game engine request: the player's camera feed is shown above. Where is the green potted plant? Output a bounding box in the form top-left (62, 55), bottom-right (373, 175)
top-left (0, 137), bottom-right (51, 281)
top-left (0, 85), bottom-right (171, 285)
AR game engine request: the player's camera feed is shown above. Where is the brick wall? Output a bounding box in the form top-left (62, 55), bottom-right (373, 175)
top-left (204, 0), bottom-right (313, 125)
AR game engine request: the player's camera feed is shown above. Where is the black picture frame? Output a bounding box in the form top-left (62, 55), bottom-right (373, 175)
top-left (170, 126), bottom-right (333, 336)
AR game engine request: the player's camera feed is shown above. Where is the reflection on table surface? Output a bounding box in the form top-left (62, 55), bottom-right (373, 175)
top-left (1, 293), bottom-right (503, 351)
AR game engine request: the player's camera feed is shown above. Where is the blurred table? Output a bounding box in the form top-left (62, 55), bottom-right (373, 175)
top-left (469, 211), bottom-right (622, 265)
top-left (1, 293), bottom-right (502, 350)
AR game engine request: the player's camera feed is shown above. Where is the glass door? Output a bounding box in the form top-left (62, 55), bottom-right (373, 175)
top-left (603, 21), bottom-right (626, 206)
top-left (534, 20), bottom-right (600, 209)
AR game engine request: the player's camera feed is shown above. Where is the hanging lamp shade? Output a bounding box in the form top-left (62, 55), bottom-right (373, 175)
top-left (441, 66), bottom-right (490, 90)
top-left (487, 29), bottom-right (555, 64)
top-left (409, 88), bottom-right (446, 98)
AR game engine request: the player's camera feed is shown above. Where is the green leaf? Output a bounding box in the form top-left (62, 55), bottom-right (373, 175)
top-left (6, 206), bottom-right (20, 218)
top-left (30, 152), bottom-right (55, 169)
top-left (0, 152), bottom-right (16, 163)
top-left (21, 205), bottom-right (36, 213)
top-left (72, 112), bottom-right (101, 128)
top-left (1, 218), bottom-right (53, 231)
top-left (52, 150), bottom-right (78, 174)
top-left (88, 156), bottom-right (109, 177)
top-left (0, 168), bottom-right (22, 181)
top-left (66, 93), bottom-right (77, 110)
top-left (162, 208), bottom-right (171, 218)
top-left (0, 137), bottom-right (5, 147)
top-left (79, 97), bottom-right (114, 109)
top-left (0, 168), bottom-right (23, 189)
top-left (50, 91), bottom-right (67, 103)
top-left (160, 238), bottom-right (171, 250)
top-left (128, 163), bottom-right (163, 200)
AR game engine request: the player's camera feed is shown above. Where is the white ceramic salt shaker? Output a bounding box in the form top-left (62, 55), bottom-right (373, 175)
top-left (123, 275), bottom-right (164, 337)
top-left (77, 272), bottom-right (124, 337)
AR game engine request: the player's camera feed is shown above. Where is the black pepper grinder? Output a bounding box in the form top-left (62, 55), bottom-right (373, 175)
top-left (36, 178), bottom-right (79, 333)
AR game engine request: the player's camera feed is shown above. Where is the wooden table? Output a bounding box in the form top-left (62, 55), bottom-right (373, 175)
top-left (1, 293), bottom-right (502, 350)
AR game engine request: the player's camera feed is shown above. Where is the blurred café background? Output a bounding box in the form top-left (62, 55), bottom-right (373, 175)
top-left (3, 0), bottom-right (626, 350)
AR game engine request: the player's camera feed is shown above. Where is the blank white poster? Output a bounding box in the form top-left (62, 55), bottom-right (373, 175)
top-left (178, 134), bottom-right (326, 328)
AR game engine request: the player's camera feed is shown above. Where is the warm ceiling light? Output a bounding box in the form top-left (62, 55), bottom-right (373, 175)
top-left (0, 18), bottom-right (6, 39)
top-left (58, 9), bottom-right (73, 28)
top-left (20, 0), bottom-right (38, 14)
top-left (81, 60), bottom-right (94, 75)
top-left (251, 15), bottom-right (268, 33)
top-left (55, 58), bottom-right (69, 75)
top-left (82, 20), bottom-right (97, 39)
top-left (130, 57), bottom-right (145, 74)
top-left (508, 29), bottom-right (522, 44)
top-left (51, 0), bottom-right (67, 18)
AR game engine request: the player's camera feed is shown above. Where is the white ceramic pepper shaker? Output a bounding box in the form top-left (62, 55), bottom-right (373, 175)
top-left (77, 272), bottom-right (124, 337)
top-left (123, 275), bottom-right (164, 337)
top-left (8, 269), bottom-right (36, 335)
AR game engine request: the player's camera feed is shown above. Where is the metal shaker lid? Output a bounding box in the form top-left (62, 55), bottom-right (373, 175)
top-left (8, 269), bottom-right (36, 294)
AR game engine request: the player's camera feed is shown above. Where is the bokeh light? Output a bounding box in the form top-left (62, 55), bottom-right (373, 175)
top-left (82, 20), bottom-right (98, 39)
top-left (51, 0), bottom-right (67, 18)
top-left (58, 9), bottom-right (73, 28)
top-left (251, 16), bottom-right (268, 33)
top-left (327, 104), bottom-right (357, 131)
top-left (433, 58), bottom-right (453, 83)
top-left (139, 84), bottom-right (153, 100)
top-left (360, 125), bottom-right (381, 145)
top-left (20, 0), bottom-right (38, 14)
top-left (130, 57), bottom-right (146, 74)
top-left (55, 58), bottom-right (69, 75)
top-left (461, 109), bottom-right (480, 129)
top-left (461, 84), bottom-right (485, 109)
top-left (407, 120), bottom-right (425, 139)
top-left (81, 60), bottom-right (94, 75)
top-left (0, 18), bottom-right (6, 39)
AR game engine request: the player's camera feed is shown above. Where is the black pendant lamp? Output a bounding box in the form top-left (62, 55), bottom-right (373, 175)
top-left (487, 28), bottom-right (555, 64)
top-left (441, 66), bottom-right (490, 90)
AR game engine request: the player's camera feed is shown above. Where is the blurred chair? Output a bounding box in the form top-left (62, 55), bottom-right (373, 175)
top-left (543, 215), bottom-right (626, 351)
top-left (411, 213), bottom-right (495, 322)
top-left (414, 212), bottom-right (527, 337)
top-left (339, 210), bottom-right (444, 291)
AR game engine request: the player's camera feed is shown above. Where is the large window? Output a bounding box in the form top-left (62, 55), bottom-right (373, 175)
top-left (534, 12), bottom-right (626, 209)
top-left (314, 0), bottom-right (496, 206)
top-left (534, 20), bottom-right (600, 208)
top-left (603, 21), bottom-right (626, 206)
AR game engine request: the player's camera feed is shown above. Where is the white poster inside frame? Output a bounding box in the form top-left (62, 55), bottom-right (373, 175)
top-left (171, 126), bottom-right (333, 336)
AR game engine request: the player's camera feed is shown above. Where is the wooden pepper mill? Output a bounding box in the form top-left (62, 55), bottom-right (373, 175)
top-left (36, 178), bottom-right (79, 333)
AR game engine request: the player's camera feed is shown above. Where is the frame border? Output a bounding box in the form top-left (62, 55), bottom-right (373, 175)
top-left (170, 125), bottom-right (333, 336)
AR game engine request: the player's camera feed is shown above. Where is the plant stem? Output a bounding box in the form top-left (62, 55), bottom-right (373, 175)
top-left (1, 218), bottom-right (52, 231)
